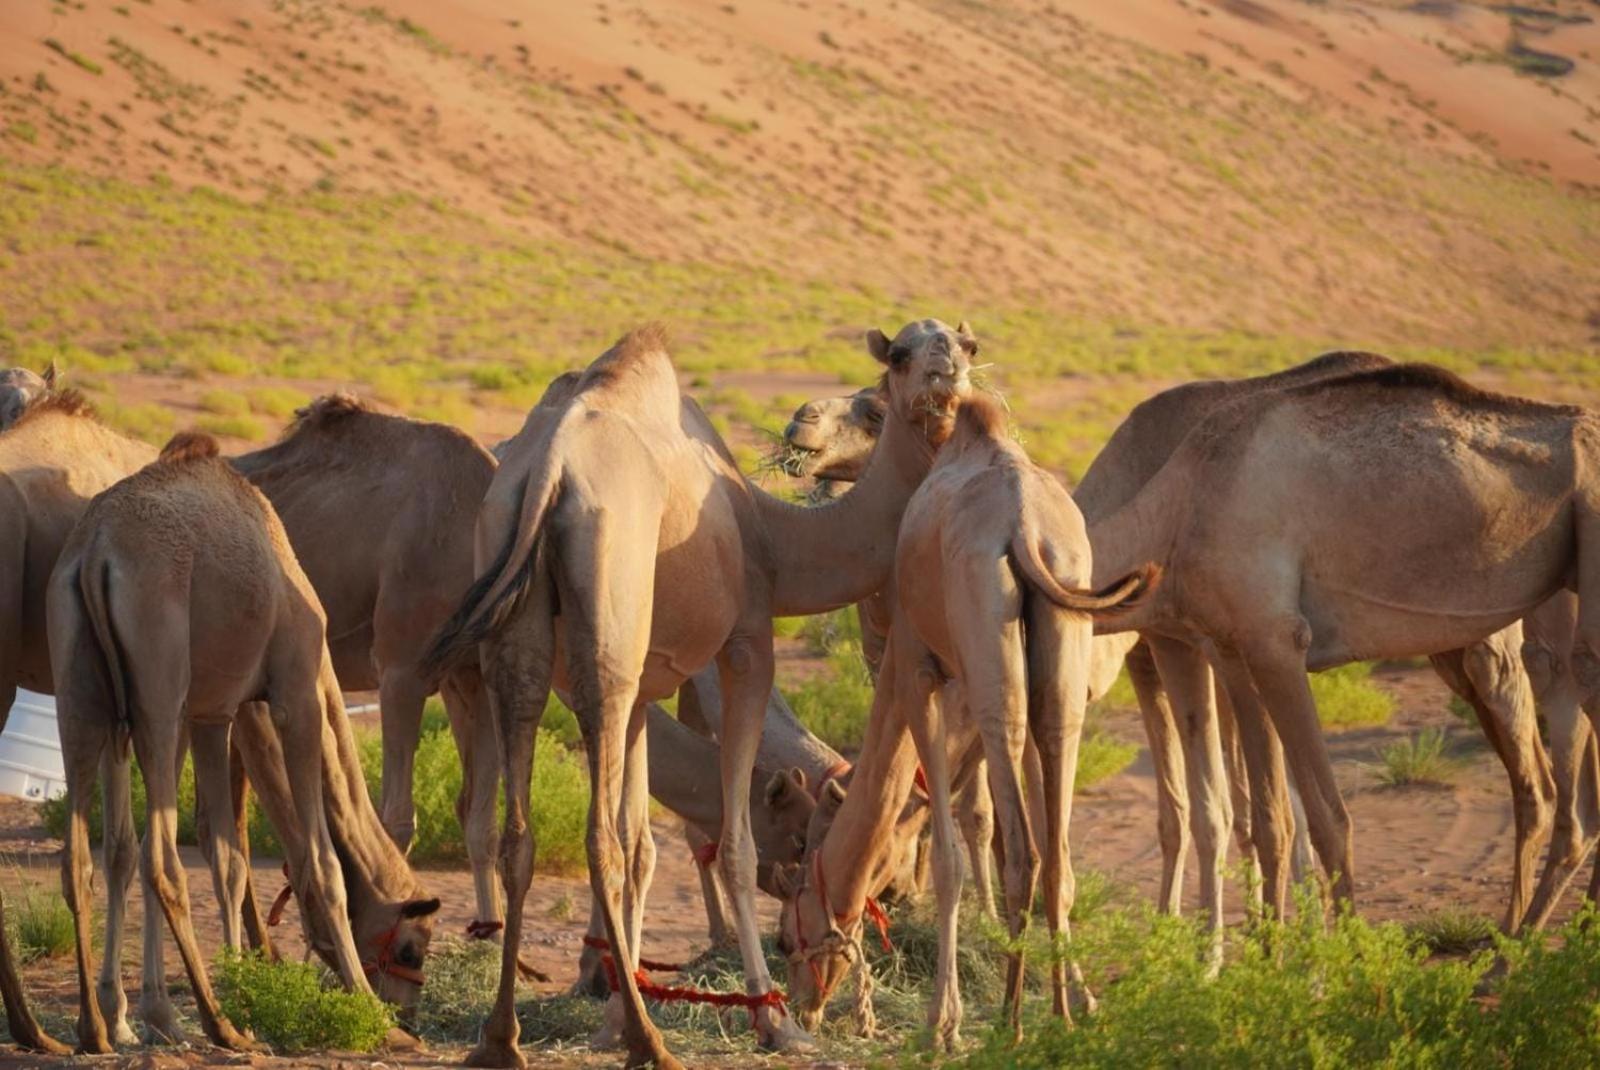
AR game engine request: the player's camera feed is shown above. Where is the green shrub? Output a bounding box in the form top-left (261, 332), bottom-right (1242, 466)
top-left (797, 607), bottom-right (863, 656)
top-left (1311, 663), bottom-right (1395, 729)
top-left (5, 885), bottom-right (74, 963)
top-left (1372, 728), bottom-right (1460, 788)
top-left (1408, 908), bottom-right (1495, 955)
top-left (215, 949), bottom-right (393, 1053)
top-left (786, 643), bottom-right (875, 752)
top-left (1490, 904), bottom-right (1600, 1067)
top-left (40, 755), bottom-right (198, 845)
top-left (1075, 722), bottom-right (1137, 791)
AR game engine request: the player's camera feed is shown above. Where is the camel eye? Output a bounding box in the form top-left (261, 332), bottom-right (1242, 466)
top-left (396, 944), bottom-right (423, 969)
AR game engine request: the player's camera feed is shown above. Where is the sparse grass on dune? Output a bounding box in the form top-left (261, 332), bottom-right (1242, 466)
top-left (1371, 728), bottom-right (1462, 788)
top-left (4, 883), bottom-right (74, 964)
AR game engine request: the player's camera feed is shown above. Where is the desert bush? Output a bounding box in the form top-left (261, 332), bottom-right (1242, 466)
top-left (215, 949), bottom-right (393, 1053)
top-left (797, 606), bottom-right (863, 657)
top-left (786, 643), bottom-right (875, 752)
top-left (40, 755), bottom-right (198, 844)
top-left (1372, 728), bottom-right (1460, 788)
top-left (1408, 908), bottom-right (1495, 955)
top-left (1490, 904), bottom-right (1600, 1067)
top-left (5, 885), bottom-right (74, 963)
top-left (1311, 663), bottom-right (1395, 728)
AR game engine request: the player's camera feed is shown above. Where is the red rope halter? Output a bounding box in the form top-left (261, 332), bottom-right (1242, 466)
top-left (466, 919), bottom-right (504, 939)
top-left (263, 868), bottom-right (425, 987)
top-left (581, 935), bottom-right (786, 1019)
top-left (790, 850), bottom-right (894, 990)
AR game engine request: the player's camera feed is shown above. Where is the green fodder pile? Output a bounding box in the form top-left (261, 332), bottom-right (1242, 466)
top-left (215, 950), bottom-right (394, 1053)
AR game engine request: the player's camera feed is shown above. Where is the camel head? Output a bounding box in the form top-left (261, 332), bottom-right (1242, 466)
top-left (867, 318), bottom-right (976, 450)
top-left (0, 362), bottom-right (56, 430)
top-left (753, 768), bottom-right (819, 896)
top-left (773, 776), bottom-right (860, 1028)
top-left (774, 386), bottom-right (884, 482)
top-left (352, 893), bottom-right (441, 1013)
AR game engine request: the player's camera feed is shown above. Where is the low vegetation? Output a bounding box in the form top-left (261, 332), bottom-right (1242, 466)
top-left (1371, 728), bottom-right (1461, 788)
top-left (4, 884), bottom-right (74, 964)
top-left (214, 949), bottom-right (394, 1053)
top-left (1311, 663), bottom-right (1396, 729)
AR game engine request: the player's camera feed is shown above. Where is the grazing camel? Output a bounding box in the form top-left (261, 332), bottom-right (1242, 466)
top-left (786, 353), bottom-right (1558, 931)
top-left (0, 362), bottom-right (54, 431)
top-left (1081, 364), bottom-right (1600, 909)
top-left (425, 319), bottom-right (967, 1069)
top-left (877, 396), bottom-right (1154, 1047)
top-left (0, 391), bottom-right (153, 1054)
top-left (49, 432), bottom-right (437, 1053)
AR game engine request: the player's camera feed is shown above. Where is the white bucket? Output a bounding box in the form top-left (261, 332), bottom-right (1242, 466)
top-left (0, 690), bottom-right (66, 802)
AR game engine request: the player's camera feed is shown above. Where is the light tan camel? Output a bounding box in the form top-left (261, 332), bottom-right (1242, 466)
top-left (1081, 364), bottom-right (1600, 909)
top-left (49, 432), bottom-right (437, 1053)
top-left (0, 362), bottom-right (54, 430)
top-left (788, 354), bottom-right (1558, 932)
top-left (0, 391), bottom-right (154, 1054)
top-left (425, 319), bottom-right (967, 1069)
top-left (872, 396), bottom-right (1153, 1048)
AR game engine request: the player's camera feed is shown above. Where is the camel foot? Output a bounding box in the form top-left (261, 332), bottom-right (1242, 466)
top-left (204, 1018), bottom-right (261, 1053)
top-left (570, 957), bottom-right (610, 1000)
top-left (755, 1008), bottom-right (815, 1054)
top-left (76, 1023), bottom-right (115, 1056)
top-left (8, 1018), bottom-right (69, 1056)
top-left (589, 998), bottom-right (625, 1051)
top-left (140, 997), bottom-right (185, 1047)
top-left (464, 1037), bottom-right (526, 1069)
top-left (623, 1046), bottom-right (684, 1070)
top-left (383, 1026), bottom-right (424, 1052)
top-left (514, 954), bottom-right (552, 984)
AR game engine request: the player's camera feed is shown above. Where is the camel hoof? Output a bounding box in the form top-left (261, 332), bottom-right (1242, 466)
top-left (109, 1018), bottom-right (139, 1047)
top-left (464, 1040), bottom-right (527, 1069)
top-left (624, 1049), bottom-right (685, 1070)
top-left (15, 1027), bottom-right (70, 1056)
top-left (383, 1026), bottom-right (424, 1051)
top-left (756, 1011), bottom-right (815, 1054)
top-left (76, 1031), bottom-right (115, 1056)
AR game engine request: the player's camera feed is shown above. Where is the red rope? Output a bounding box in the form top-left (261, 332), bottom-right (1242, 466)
top-left (692, 840), bottom-right (719, 867)
top-left (813, 760), bottom-right (853, 800)
top-left (581, 935), bottom-right (786, 1017)
top-left (466, 919), bottom-right (504, 939)
top-left (863, 896), bottom-right (893, 953)
top-left (266, 863), bottom-right (293, 927)
top-left (364, 919), bottom-right (426, 987)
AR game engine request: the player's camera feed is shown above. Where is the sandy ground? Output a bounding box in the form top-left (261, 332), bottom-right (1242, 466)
top-left (0, 663), bottom-right (1578, 1067)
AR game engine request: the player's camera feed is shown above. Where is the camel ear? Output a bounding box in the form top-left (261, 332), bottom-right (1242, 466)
top-left (766, 768), bottom-right (806, 807)
top-left (400, 897), bottom-right (442, 919)
top-left (41, 359), bottom-right (59, 389)
top-left (822, 779), bottom-right (846, 810)
top-left (954, 320), bottom-right (979, 356)
top-left (866, 328), bottom-right (892, 365)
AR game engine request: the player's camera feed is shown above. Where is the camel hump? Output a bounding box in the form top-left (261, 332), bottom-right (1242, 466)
top-left (159, 430), bottom-right (221, 463)
top-left (582, 323), bottom-right (679, 402)
top-left (289, 392), bottom-right (372, 432)
top-left (954, 392), bottom-right (1009, 442)
top-left (1300, 361), bottom-right (1580, 416)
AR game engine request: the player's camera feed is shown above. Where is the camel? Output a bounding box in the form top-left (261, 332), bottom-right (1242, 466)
top-left (424, 319), bottom-right (968, 1069)
top-left (48, 431), bottom-right (439, 1053)
top-left (785, 354), bottom-right (1558, 932)
top-left (0, 391), bottom-right (154, 1054)
top-left (0, 362), bottom-right (54, 431)
top-left (1077, 363), bottom-right (1600, 911)
top-left (856, 396), bottom-right (1153, 1048)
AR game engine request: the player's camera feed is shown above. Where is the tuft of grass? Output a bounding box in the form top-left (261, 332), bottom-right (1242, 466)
top-left (5, 885), bottom-right (74, 963)
top-left (1408, 908), bottom-right (1495, 955)
top-left (1371, 728), bottom-right (1460, 788)
top-left (215, 949), bottom-right (394, 1053)
top-left (412, 938), bottom-right (501, 1042)
top-left (1311, 663), bottom-right (1395, 729)
top-left (44, 39), bottom-right (104, 75)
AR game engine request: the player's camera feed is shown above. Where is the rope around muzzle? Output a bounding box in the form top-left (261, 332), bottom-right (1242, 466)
top-left (581, 935), bottom-right (788, 1022)
top-left (267, 866), bottom-right (425, 986)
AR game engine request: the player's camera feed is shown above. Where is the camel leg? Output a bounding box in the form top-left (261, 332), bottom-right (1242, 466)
top-left (192, 723), bottom-right (249, 951)
top-left (96, 748), bottom-right (141, 1046)
top-left (1237, 629), bottom-right (1354, 907)
top-left (130, 697), bottom-right (254, 1050)
top-left (377, 667), bottom-right (429, 853)
top-left (1433, 629), bottom-right (1554, 932)
top-left (58, 692), bottom-right (114, 1053)
top-left (1213, 653), bottom-right (1294, 915)
top-left (1524, 708), bottom-right (1596, 931)
top-left (1149, 635), bottom-right (1229, 971)
top-left (619, 700), bottom-right (657, 976)
top-left (954, 757), bottom-right (998, 920)
top-left (686, 824), bottom-right (737, 946)
top-left (897, 635), bottom-right (964, 1050)
top-left (1126, 640), bottom-right (1189, 914)
top-left (443, 668), bottom-right (504, 936)
top-left (231, 733), bottom-right (276, 960)
top-left (1027, 603), bottom-right (1096, 1024)
top-left (271, 667), bottom-right (370, 997)
top-left (714, 623), bottom-right (808, 1056)
top-left (1214, 680), bottom-right (1261, 907)
top-left (466, 578), bottom-right (557, 1070)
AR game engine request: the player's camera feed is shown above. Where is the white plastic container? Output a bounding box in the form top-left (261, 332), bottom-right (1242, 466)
top-left (0, 690), bottom-right (66, 802)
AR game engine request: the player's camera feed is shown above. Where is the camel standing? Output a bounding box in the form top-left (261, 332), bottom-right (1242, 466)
top-left (1081, 364), bottom-right (1600, 908)
top-left (0, 362), bottom-right (54, 430)
top-left (425, 320), bottom-right (967, 1069)
top-left (786, 355), bottom-right (1557, 930)
top-left (867, 397), bottom-right (1152, 1047)
top-left (48, 432), bottom-right (436, 1052)
top-left (0, 391), bottom-right (153, 1054)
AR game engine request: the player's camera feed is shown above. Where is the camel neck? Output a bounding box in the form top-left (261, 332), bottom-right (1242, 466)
top-left (317, 675), bottom-right (416, 907)
top-left (812, 660), bottom-right (922, 916)
top-left (757, 413), bottom-right (935, 615)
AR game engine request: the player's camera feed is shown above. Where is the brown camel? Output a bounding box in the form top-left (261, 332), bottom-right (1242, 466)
top-left (0, 391), bottom-right (154, 1054)
top-left (48, 432), bottom-right (437, 1053)
top-left (425, 319), bottom-right (967, 1069)
top-left (0, 362), bottom-right (54, 430)
top-left (787, 354), bottom-right (1558, 932)
top-left (1080, 363), bottom-right (1600, 909)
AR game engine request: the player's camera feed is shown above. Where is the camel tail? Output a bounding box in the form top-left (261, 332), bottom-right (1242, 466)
top-left (78, 551), bottom-right (134, 746)
top-left (421, 455), bottom-right (561, 681)
top-left (1010, 530), bottom-right (1161, 616)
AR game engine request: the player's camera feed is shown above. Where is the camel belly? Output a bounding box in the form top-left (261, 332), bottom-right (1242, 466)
top-left (1298, 580), bottom-right (1554, 670)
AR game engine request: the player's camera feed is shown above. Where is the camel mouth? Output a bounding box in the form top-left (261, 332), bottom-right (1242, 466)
top-left (762, 436), bottom-right (821, 478)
